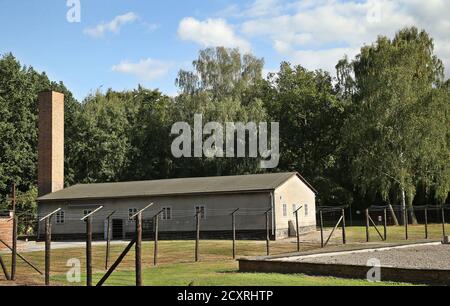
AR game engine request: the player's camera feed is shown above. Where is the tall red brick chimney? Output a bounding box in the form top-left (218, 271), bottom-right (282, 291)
top-left (38, 91), bottom-right (64, 197)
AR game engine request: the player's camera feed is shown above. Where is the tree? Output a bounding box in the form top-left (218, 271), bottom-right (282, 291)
top-left (0, 53), bottom-right (79, 195)
top-left (343, 27), bottom-right (449, 224)
top-left (125, 87), bottom-right (175, 180)
top-left (174, 47), bottom-right (267, 177)
top-left (261, 62), bottom-right (352, 206)
top-left (68, 90), bottom-right (138, 183)
top-left (176, 47), bottom-right (264, 102)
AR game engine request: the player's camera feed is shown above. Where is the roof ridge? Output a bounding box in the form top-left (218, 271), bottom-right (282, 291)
top-left (38, 172), bottom-right (315, 202)
top-left (72, 172), bottom-right (298, 187)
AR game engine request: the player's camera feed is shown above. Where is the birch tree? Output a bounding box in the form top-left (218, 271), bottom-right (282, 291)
top-left (344, 27), bottom-right (449, 224)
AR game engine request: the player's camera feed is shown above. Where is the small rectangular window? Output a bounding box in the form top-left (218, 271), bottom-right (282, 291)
top-left (304, 204), bottom-right (309, 216)
top-left (162, 207), bottom-right (172, 220)
top-left (83, 209), bottom-right (92, 216)
top-left (195, 206), bottom-right (206, 219)
top-left (292, 204), bottom-right (297, 214)
top-left (282, 204), bottom-right (287, 217)
top-left (56, 210), bottom-right (65, 224)
top-left (128, 208), bottom-right (138, 220)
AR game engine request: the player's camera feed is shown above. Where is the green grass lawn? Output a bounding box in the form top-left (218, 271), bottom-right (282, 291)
top-left (335, 224), bottom-right (448, 243)
top-left (52, 261), bottom-right (407, 286)
top-left (3, 224), bottom-right (446, 286)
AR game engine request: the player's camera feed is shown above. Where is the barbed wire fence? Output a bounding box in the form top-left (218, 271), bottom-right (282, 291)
top-left (316, 204), bottom-right (450, 246)
top-left (1, 204), bottom-right (283, 286)
top-left (1, 201), bottom-right (449, 286)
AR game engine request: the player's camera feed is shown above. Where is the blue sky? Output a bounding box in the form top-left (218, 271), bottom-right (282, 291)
top-left (0, 0), bottom-right (448, 101)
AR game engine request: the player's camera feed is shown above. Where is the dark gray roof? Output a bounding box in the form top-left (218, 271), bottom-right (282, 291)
top-left (38, 172), bottom-right (316, 202)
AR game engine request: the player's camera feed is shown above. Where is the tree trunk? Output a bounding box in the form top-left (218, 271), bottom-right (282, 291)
top-left (387, 203), bottom-right (399, 226)
top-left (401, 188), bottom-right (407, 225)
top-left (407, 190), bottom-right (418, 225)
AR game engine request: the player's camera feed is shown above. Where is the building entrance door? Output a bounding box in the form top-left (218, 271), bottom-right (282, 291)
top-left (112, 219), bottom-right (124, 240)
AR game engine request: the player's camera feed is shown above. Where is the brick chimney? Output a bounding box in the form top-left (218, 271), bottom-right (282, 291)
top-left (38, 91), bottom-right (64, 197)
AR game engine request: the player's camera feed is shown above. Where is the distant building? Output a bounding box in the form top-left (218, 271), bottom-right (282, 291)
top-left (36, 92), bottom-right (317, 241)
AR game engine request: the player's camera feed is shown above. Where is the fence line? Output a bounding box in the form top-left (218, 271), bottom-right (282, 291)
top-left (3, 203), bottom-right (450, 286)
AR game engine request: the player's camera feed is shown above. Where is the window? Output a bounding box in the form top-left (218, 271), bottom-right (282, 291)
top-left (162, 207), bottom-right (172, 220)
top-left (282, 204), bottom-right (287, 217)
top-left (292, 204), bottom-right (297, 214)
top-left (83, 209), bottom-right (92, 217)
top-left (56, 210), bottom-right (65, 224)
top-left (128, 208), bottom-right (138, 219)
top-left (304, 204), bottom-right (309, 216)
top-left (195, 206), bottom-right (206, 219)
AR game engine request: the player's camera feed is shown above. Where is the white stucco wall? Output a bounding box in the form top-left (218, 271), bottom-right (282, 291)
top-left (38, 192), bottom-right (273, 238)
top-left (274, 175), bottom-right (316, 238)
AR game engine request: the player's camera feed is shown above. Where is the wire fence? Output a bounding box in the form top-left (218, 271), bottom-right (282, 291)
top-left (317, 204), bottom-right (450, 245)
top-left (1, 204), bottom-right (450, 286)
top-left (0, 205), bottom-right (283, 286)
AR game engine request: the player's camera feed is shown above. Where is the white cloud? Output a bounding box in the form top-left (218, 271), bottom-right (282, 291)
top-left (217, 0), bottom-right (283, 18)
top-left (84, 12), bottom-right (139, 38)
top-left (111, 58), bottom-right (174, 81)
top-left (178, 17), bottom-right (251, 52)
top-left (142, 22), bottom-right (160, 33)
top-left (244, 0), bottom-right (283, 17)
top-left (290, 47), bottom-right (360, 74)
top-left (239, 0), bottom-right (450, 77)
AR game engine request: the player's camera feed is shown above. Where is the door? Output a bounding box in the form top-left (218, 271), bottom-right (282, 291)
top-left (112, 219), bottom-right (124, 240)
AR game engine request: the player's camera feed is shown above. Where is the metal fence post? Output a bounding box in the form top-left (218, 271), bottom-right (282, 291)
top-left (442, 207), bottom-right (446, 238)
top-left (383, 208), bottom-right (387, 241)
top-left (424, 207), bottom-right (428, 239)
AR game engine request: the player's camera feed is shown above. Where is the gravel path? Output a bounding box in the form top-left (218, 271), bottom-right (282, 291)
top-left (276, 244), bottom-right (450, 270)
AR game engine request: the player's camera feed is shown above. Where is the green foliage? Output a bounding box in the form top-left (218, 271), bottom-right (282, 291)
top-left (0, 28), bottom-right (448, 218)
top-left (260, 62), bottom-right (352, 206)
top-left (343, 27), bottom-right (449, 206)
top-left (174, 47), bottom-right (267, 177)
top-left (0, 53), bottom-right (79, 194)
top-left (67, 90), bottom-right (137, 183)
top-left (125, 87), bottom-right (175, 180)
top-left (15, 187), bottom-right (37, 235)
